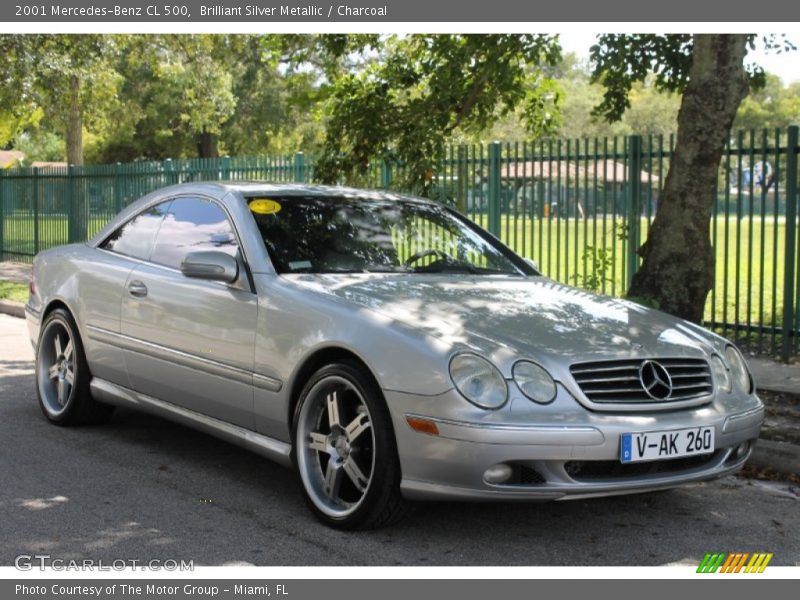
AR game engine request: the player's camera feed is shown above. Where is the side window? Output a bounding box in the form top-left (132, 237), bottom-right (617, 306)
top-left (101, 202), bottom-right (170, 260)
top-left (150, 197), bottom-right (239, 270)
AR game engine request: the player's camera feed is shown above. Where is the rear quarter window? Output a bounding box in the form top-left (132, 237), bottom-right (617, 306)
top-left (101, 202), bottom-right (170, 260)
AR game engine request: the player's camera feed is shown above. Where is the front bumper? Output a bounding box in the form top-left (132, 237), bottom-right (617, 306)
top-left (386, 386), bottom-right (764, 501)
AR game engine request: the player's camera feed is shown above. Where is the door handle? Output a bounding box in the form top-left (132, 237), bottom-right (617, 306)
top-left (127, 281), bottom-right (148, 298)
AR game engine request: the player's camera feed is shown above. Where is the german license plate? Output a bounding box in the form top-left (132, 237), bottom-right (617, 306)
top-left (620, 426), bottom-right (715, 463)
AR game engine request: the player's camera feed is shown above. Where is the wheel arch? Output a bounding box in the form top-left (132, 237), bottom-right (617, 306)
top-left (41, 298), bottom-right (72, 321)
top-left (287, 345), bottom-right (385, 431)
top-left (37, 298), bottom-right (87, 352)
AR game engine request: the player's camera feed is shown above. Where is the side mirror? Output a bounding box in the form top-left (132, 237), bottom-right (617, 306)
top-left (524, 258), bottom-right (540, 273)
top-left (181, 251), bottom-right (239, 284)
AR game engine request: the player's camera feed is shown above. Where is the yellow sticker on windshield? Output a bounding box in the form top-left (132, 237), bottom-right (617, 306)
top-left (249, 199), bottom-right (282, 215)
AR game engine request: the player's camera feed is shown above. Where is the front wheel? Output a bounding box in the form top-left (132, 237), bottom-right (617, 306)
top-left (292, 361), bottom-right (411, 529)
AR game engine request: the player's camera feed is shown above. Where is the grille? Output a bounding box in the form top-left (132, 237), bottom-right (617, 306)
top-left (516, 465), bottom-right (546, 485)
top-left (570, 358), bottom-right (713, 404)
top-left (500, 464), bottom-right (547, 486)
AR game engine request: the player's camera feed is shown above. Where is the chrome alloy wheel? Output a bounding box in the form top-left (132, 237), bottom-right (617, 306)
top-left (37, 320), bottom-right (76, 416)
top-left (296, 375), bottom-right (376, 519)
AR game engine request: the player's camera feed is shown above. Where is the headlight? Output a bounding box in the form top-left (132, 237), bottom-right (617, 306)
top-left (512, 361), bottom-right (557, 404)
top-left (709, 354), bottom-right (731, 393)
top-left (449, 353), bottom-right (508, 410)
top-left (725, 345), bottom-right (752, 394)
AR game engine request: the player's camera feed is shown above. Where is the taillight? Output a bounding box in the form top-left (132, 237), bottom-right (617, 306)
top-left (29, 264), bottom-right (36, 297)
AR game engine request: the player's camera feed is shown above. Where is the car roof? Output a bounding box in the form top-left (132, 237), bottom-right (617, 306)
top-left (171, 181), bottom-right (428, 203)
top-left (86, 181), bottom-right (434, 249)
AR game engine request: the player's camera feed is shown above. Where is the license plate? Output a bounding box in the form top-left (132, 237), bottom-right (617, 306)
top-left (620, 426), bottom-right (715, 463)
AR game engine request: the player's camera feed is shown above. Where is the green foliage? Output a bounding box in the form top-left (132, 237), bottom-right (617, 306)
top-left (589, 34), bottom-right (693, 122)
top-left (0, 35), bottom-right (123, 163)
top-left (572, 245), bottom-right (615, 291)
top-left (459, 53), bottom-right (681, 143)
top-left (314, 34), bottom-right (562, 188)
top-left (0, 108), bottom-right (36, 148)
top-left (734, 74), bottom-right (800, 131)
top-left (91, 35), bottom-right (324, 162)
top-left (14, 129), bottom-right (64, 163)
top-left (588, 34), bottom-right (795, 123)
top-left (92, 35), bottom-right (239, 160)
top-left (1, 34), bottom-right (796, 170)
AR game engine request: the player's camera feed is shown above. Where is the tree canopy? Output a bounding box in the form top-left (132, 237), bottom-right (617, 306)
top-left (312, 34), bottom-right (561, 188)
top-left (1, 34), bottom-right (796, 170)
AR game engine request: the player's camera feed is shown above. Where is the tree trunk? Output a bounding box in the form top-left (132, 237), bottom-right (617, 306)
top-left (65, 73), bottom-right (88, 242)
top-left (197, 130), bottom-right (219, 158)
top-left (65, 74), bottom-right (83, 166)
top-left (627, 35), bottom-right (750, 323)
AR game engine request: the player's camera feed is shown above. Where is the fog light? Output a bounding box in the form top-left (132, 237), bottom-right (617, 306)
top-left (735, 441), bottom-right (750, 459)
top-left (484, 464), bottom-right (513, 484)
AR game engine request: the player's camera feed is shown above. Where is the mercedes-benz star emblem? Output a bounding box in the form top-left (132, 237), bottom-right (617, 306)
top-left (639, 360), bottom-right (673, 400)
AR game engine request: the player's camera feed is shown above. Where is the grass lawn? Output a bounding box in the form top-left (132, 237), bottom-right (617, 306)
top-left (0, 281), bottom-right (28, 304)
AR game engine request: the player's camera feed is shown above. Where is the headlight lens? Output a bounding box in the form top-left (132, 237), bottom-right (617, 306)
top-left (449, 354), bottom-right (508, 410)
top-left (710, 354), bottom-right (731, 393)
top-left (512, 361), bottom-right (557, 404)
top-left (725, 345), bottom-right (752, 394)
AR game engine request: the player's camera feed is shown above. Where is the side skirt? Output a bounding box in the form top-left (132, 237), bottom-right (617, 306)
top-left (90, 378), bottom-right (293, 468)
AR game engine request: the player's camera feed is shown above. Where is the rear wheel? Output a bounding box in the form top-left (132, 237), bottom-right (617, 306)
top-left (293, 361), bottom-right (411, 529)
top-left (35, 308), bottom-right (114, 426)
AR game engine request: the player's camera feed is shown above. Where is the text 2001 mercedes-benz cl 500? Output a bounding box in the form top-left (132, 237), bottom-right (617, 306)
top-left (26, 182), bottom-right (763, 529)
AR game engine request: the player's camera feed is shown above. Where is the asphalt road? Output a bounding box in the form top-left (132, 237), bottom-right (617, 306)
top-left (0, 313), bottom-right (798, 567)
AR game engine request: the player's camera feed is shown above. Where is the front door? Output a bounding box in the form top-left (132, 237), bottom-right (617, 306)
top-left (120, 196), bottom-right (258, 429)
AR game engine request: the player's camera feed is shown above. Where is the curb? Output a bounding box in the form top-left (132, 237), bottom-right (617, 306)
top-left (748, 438), bottom-right (800, 477)
top-left (0, 299), bottom-right (25, 319)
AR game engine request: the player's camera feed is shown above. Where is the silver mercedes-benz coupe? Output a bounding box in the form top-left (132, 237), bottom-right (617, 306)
top-left (26, 182), bottom-right (764, 529)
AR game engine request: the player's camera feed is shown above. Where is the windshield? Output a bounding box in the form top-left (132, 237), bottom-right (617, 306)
top-left (248, 196), bottom-right (531, 276)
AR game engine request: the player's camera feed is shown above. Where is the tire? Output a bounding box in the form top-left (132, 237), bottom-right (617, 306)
top-left (35, 307), bottom-right (115, 426)
top-left (292, 360), bottom-right (412, 529)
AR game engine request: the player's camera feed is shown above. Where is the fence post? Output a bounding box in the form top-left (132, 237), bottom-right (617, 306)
top-left (221, 155), bottom-right (231, 181)
top-left (114, 163), bottom-right (123, 214)
top-left (487, 141), bottom-right (502, 237)
top-left (294, 152), bottom-right (305, 183)
top-left (164, 159), bottom-right (178, 186)
top-left (626, 135), bottom-right (643, 288)
top-left (782, 125), bottom-right (799, 361)
top-left (456, 145), bottom-right (467, 214)
top-left (64, 165), bottom-right (91, 244)
top-left (380, 160), bottom-right (392, 190)
top-left (33, 167), bottom-right (40, 254)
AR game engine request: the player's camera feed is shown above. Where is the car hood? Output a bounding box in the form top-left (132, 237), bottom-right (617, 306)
top-left (285, 273), bottom-right (718, 375)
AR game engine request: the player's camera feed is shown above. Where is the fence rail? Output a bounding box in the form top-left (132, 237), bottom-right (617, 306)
top-left (1, 127), bottom-right (798, 358)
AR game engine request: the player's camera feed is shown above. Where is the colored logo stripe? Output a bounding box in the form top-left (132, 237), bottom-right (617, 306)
top-left (745, 553), bottom-right (773, 573)
top-left (697, 553), bottom-right (726, 573)
top-left (697, 553), bottom-right (773, 573)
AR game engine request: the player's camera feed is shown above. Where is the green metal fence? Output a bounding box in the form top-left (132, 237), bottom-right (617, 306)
top-left (1, 127), bottom-right (798, 358)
